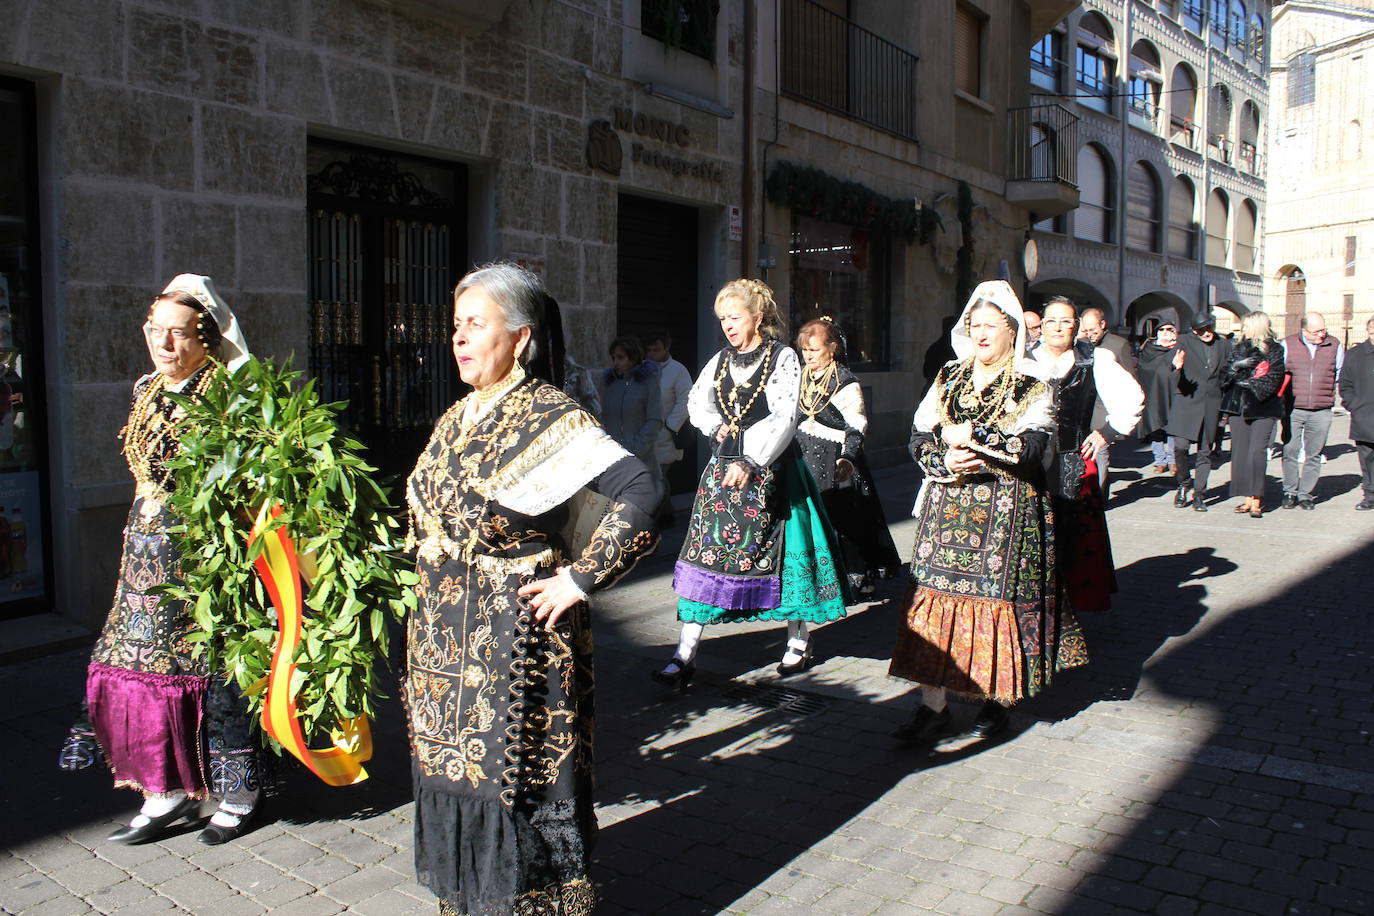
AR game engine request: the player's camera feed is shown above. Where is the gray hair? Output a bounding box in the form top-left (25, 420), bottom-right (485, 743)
top-left (454, 262), bottom-right (545, 363)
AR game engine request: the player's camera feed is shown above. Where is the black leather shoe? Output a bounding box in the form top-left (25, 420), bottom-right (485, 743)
top-left (1193, 493), bottom-right (1208, 512)
top-left (1174, 483), bottom-right (1191, 508)
top-left (968, 700), bottom-right (1011, 738)
top-left (107, 796), bottom-right (199, 845)
top-left (198, 809), bottom-right (258, 846)
top-left (893, 705), bottom-right (952, 745)
top-left (1281, 494), bottom-right (1298, 509)
top-left (1299, 498), bottom-right (1315, 511)
top-left (1357, 500), bottom-right (1374, 511)
top-left (651, 657), bottom-right (695, 691)
top-left (776, 642), bottom-right (814, 677)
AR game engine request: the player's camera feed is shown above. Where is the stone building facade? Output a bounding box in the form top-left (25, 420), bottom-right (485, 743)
top-left (1262, 0), bottom-right (1374, 343)
top-left (0, 0), bottom-right (1077, 631)
top-left (1027, 0), bottom-right (1271, 336)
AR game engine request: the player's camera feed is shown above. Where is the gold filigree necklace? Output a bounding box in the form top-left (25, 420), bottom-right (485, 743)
top-left (713, 343), bottom-right (774, 435)
top-left (798, 361), bottom-right (839, 420)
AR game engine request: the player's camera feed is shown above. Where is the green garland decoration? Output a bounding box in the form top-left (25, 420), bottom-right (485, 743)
top-left (765, 161), bottom-right (942, 243)
top-left (158, 356), bottom-right (417, 752)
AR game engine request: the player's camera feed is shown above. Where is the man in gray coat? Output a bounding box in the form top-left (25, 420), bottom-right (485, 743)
top-left (1338, 315), bottom-right (1374, 511)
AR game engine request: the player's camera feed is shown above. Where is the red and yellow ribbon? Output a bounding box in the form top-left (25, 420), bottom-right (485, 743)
top-left (248, 504), bottom-right (372, 786)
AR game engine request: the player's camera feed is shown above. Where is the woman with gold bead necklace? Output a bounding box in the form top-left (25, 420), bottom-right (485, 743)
top-left (890, 281), bottom-right (1088, 745)
top-left (655, 279), bottom-right (849, 688)
top-left (794, 317), bottom-right (901, 601)
top-left (61, 274), bottom-right (266, 846)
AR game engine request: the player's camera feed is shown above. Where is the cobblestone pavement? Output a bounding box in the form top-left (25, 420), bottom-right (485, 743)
top-left (4, 421), bottom-right (1373, 915)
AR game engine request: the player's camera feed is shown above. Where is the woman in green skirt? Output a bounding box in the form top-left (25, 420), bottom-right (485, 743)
top-left (653, 279), bottom-right (849, 688)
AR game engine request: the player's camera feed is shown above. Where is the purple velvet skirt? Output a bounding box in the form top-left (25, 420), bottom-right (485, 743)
top-left (87, 661), bottom-right (208, 797)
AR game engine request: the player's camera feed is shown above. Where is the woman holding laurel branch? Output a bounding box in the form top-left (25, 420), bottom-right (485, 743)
top-left (655, 279), bottom-right (849, 688)
top-left (57, 275), bottom-right (265, 846)
top-left (794, 317), bottom-right (901, 600)
top-left (889, 281), bottom-right (1088, 745)
top-left (405, 263), bottom-right (660, 916)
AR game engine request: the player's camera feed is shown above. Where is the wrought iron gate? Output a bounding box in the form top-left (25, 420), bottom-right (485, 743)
top-left (306, 141), bottom-right (466, 480)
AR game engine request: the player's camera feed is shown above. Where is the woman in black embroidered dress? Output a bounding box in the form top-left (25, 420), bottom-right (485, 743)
top-left (405, 263), bottom-right (659, 916)
top-left (794, 318), bottom-right (900, 598)
top-left (889, 281), bottom-right (1088, 744)
top-left (60, 274), bottom-right (265, 846)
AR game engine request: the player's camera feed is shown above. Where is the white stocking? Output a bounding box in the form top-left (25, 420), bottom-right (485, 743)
top-left (782, 621), bottom-right (810, 664)
top-left (671, 622), bottom-right (705, 667)
top-left (922, 686), bottom-right (948, 712)
top-left (130, 791), bottom-right (187, 828)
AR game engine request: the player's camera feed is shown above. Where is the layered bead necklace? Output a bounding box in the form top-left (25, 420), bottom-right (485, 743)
top-left (940, 351), bottom-right (1019, 427)
top-left (121, 364), bottom-right (219, 502)
top-left (798, 360), bottom-right (839, 421)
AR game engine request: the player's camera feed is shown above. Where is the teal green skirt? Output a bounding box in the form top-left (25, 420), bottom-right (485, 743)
top-left (677, 454), bottom-right (849, 624)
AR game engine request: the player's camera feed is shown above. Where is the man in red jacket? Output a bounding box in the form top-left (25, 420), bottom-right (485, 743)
top-left (1281, 312), bottom-right (1345, 510)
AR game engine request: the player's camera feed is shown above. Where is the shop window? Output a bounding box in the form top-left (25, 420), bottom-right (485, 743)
top-left (0, 78), bottom-right (51, 617)
top-left (789, 214), bottom-right (891, 371)
top-left (641, 0), bottom-right (719, 61)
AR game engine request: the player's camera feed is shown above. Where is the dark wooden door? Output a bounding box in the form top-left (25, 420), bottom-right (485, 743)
top-left (616, 194), bottom-right (701, 492)
top-left (307, 141), bottom-right (466, 484)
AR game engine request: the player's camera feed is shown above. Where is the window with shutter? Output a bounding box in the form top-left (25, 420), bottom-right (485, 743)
top-left (1126, 162), bottom-right (1162, 252)
top-left (1234, 199), bottom-right (1257, 272)
top-left (1168, 175), bottom-right (1197, 258)
top-left (1206, 189), bottom-right (1230, 266)
top-left (1075, 146), bottom-right (1113, 243)
top-left (955, 7), bottom-right (981, 97)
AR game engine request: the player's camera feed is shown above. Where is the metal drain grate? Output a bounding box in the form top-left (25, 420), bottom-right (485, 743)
top-left (722, 682), bottom-right (828, 716)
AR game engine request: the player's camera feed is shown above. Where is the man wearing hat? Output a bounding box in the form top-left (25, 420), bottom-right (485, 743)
top-left (1165, 313), bottom-right (1233, 510)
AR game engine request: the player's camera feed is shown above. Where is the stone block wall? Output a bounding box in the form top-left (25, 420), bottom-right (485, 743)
top-left (2, 0), bottom-right (744, 628)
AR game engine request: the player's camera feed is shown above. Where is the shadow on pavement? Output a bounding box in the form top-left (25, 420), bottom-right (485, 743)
top-left (1049, 538), bottom-right (1374, 914)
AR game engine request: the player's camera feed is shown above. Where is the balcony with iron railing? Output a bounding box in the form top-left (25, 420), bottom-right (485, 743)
top-left (780, 0), bottom-right (919, 141)
top-left (1006, 103), bottom-right (1081, 217)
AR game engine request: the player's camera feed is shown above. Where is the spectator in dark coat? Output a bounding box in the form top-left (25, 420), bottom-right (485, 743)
top-left (1220, 312), bottom-right (1286, 517)
top-left (1339, 315), bottom-right (1374, 511)
top-left (1167, 313), bottom-right (1233, 511)
top-left (1136, 320), bottom-right (1180, 474)
top-left (598, 335), bottom-right (663, 465)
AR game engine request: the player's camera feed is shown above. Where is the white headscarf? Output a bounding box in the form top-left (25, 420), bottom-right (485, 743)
top-left (161, 274), bottom-right (251, 370)
top-left (949, 280), bottom-right (1045, 381)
